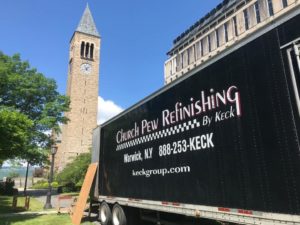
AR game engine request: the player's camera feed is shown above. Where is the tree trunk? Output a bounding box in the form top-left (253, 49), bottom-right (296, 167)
top-left (23, 161), bottom-right (29, 196)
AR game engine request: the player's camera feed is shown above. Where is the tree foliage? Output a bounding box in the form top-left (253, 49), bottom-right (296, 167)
top-left (0, 107), bottom-right (33, 164)
top-left (0, 51), bottom-right (70, 164)
top-left (56, 152), bottom-right (91, 189)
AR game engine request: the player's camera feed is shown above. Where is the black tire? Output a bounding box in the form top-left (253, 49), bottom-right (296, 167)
top-left (112, 204), bottom-right (127, 225)
top-left (99, 201), bottom-right (112, 225)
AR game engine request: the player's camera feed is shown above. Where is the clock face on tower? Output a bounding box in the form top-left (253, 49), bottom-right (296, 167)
top-left (80, 63), bottom-right (92, 74)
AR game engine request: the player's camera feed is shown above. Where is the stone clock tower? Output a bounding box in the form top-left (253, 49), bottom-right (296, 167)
top-left (55, 5), bottom-right (100, 171)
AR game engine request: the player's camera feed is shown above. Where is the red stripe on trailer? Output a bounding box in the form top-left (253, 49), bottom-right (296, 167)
top-left (162, 202), bottom-right (169, 205)
top-left (238, 209), bottom-right (253, 215)
top-left (172, 202), bottom-right (180, 206)
top-left (218, 207), bottom-right (231, 212)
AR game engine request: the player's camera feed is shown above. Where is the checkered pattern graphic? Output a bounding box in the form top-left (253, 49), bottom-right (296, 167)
top-left (116, 119), bottom-right (201, 151)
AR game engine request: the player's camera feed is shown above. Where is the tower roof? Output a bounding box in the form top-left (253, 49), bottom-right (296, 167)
top-left (76, 4), bottom-right (100, 37)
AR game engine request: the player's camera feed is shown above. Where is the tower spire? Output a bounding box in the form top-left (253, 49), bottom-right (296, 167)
top-left (76, 4), bottom-right (100, 37)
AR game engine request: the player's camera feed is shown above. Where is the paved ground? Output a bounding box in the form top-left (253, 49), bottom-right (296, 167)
top-left (19, 188), bottom-right (73, 209)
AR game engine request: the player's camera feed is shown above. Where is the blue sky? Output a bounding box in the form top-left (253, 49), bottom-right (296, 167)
top-left (0, 0), bottom-right (221, 121)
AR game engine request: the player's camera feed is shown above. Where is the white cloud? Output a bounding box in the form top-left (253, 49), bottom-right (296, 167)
top-left (97, 96), bottom-right (123, 125)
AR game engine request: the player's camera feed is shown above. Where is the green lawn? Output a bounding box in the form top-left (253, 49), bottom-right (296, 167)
top-left (0, 214), bottom-right (94, 225)
top-left (60, 192), bottom-right (79, 197)
top-left (0, 196), bottom-right (45, 214)
top-left (0, 196), bottom-right (94, 224)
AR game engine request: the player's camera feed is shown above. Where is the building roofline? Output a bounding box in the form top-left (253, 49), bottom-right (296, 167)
top-left (168, 0), bottom-right (244, 55)
top-left (76, 4), bottom-right (100, 37)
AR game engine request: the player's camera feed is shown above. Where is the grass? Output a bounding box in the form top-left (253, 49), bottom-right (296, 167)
top-left (0, 196), bottom-right (45, 214)
top-left (0, 214), bottom-right (94, 225)
top-left (59, 192), bottom-right (79, 197)
top-left (0, 196), bottom-right (94, 225)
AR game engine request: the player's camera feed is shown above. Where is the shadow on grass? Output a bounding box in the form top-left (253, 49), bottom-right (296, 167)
top-left (0, 214), bottom-right (43, 225)
top-left (0, 196), bottom-right (26, 214)
top-left (0, 214), bottom-right (76, 225)
top-left (0, 194), bottom-right (45, 213)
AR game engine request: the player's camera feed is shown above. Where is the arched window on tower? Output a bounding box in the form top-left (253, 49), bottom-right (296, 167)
top-left (90, 44), bottom-right (94, 59)
top-left (80, 41), bottom-right (85, 57)
top-left (85, 42), bottom-right (90, 58)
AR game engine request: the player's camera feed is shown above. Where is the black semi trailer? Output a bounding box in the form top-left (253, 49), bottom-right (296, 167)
top-left (92, 3), bottom-right (300, 225)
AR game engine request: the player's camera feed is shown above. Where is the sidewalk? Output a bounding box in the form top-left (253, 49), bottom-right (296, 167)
top-left (18, 188), bottom-right (74, 209)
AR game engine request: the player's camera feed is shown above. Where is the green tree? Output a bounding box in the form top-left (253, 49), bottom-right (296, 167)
top-left (0, 51), bottom-right (70, 164)
top-left (56, 152), bottom-right (91, 191)
top-left (0, 107), bottom-right (33, 165)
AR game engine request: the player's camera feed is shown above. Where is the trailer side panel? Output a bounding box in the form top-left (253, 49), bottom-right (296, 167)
top-left (99, 13), bottom-right (300, 215)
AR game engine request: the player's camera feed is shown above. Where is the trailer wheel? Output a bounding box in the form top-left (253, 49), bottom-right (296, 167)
top-left (112, 204), bottom-right (126, 225)
top-left (99, 202), bottom-right (112, 225)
